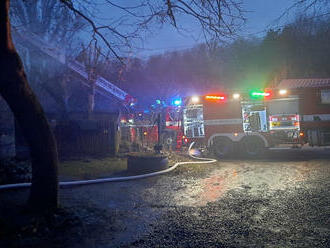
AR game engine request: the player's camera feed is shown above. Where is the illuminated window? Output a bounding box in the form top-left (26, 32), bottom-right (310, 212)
top-left (321, 90), bottom-right (330, 104)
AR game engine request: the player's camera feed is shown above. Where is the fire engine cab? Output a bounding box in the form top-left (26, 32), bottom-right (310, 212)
top-left (183, 78), bottom-right (330, 157)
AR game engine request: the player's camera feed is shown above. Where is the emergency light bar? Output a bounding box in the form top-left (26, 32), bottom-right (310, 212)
top-left (251, 92), bottom-right (270, 97)
top-left (172, 98), bottom-right (182, 106)
top-left (250, 90), bottom-right (272, 99)
top-left (205, 95), bottom-right (226, 100)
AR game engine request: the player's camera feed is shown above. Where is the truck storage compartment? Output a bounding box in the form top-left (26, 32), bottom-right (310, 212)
top-left (308, 129), bottom-right (330, 146)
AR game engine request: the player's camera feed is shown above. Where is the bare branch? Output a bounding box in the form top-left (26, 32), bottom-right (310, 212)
top-left (60, 0), bottom-right (123, 62)
top-left (58, 0), bottom-right (245, 61)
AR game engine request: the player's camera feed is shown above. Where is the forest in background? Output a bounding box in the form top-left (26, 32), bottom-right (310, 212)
top-left (102, 15), bottom-right (330, 106)
top-left (12, 7), bottom-right (330, 109)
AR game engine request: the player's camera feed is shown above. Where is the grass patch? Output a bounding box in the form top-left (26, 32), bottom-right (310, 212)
top-left (59, 157), bottom-right (127, 180)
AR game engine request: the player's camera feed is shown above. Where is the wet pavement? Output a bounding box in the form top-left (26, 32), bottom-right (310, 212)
top-left (59, 147), bottom-right (330, 247)
top-left (2, 147), bottom-right (330, 247)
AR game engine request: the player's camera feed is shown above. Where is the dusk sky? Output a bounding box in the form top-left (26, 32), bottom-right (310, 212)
top-left (88, 0), bottom-right (302, 58)
top-left (136, 0), bottom-right (296, 57)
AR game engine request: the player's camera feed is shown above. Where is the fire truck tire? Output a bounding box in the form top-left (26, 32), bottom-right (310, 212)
top-left (212, 137), bottom-right (234, 158)
top-left (241, 136), bottom-right (265, 157)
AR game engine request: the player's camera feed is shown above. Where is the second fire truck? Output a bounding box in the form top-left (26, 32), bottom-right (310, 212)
top-left (183, 78), bottom-right (330, 157)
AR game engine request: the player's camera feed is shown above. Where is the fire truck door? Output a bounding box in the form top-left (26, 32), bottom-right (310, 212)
top-left (242, 104), bottom-right (268, 132)
top-left (183, 105), bottom-right (205, 138)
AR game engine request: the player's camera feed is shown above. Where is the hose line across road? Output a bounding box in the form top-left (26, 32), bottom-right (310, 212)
top-left (0, 143), bottom-right (217, 190)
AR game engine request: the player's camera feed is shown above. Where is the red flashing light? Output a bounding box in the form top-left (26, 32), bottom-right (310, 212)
top-left (205, 95), bottom-right (226, 101)
top-left (264, 90), bottom-right (272, 100)
top-left (205, 95), bottom-right (225, 100)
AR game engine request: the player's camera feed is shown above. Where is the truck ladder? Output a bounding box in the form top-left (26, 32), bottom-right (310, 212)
top-left (13, 27), bottom-right (131, 102)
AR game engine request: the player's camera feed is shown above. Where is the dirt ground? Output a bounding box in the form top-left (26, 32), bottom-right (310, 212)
top-left (1, 147), bottom-right (330, 247)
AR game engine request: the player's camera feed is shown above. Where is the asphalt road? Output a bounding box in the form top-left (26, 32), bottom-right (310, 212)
top-left (59, 147), bottom-right (330, 247)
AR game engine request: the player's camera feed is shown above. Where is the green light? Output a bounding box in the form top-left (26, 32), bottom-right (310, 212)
top-left (250, 90), bottom-right (270, 99)
top-left (252, 92), bottom-right (264, 96)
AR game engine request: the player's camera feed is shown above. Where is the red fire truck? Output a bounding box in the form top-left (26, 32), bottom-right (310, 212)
top-left (120, 105), bottom-right (187, 150)
top-left (182, 78), bottom-right (330, 157)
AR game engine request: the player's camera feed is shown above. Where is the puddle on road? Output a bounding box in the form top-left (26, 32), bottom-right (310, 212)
top-left (174, 169), bottom-right (239, 207)
top-left (172, 160), bottom-right (321, 207)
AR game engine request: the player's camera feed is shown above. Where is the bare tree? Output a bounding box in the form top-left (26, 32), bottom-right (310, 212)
top-left (0, 0), bottom-right (58, 211)
top-left (78, 42), bottom-right (104, 118)
top-left (292, 0), bottom-right (329, 11)
top-left (11, 0), bottom-right (85, 44)
top-left (11, 0), bottom-right (85, 118)
top-left (280, 0), bottom-right (330, 19)
top-left (60, 0), bottom-right (245, 59)
top-left (0, 0), bottom-right (245, 212)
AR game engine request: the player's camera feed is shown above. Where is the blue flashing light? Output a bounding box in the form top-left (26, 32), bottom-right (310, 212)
top-left (144, 109), bottom-right (150, 114)
top-left (156, 99), bottom-right (161, 104)
top-left (172, 98), bottom-right (182, 106)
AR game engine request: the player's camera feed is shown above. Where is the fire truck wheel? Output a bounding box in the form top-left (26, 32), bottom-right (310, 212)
top-left (241, 136), bottom-right (265, 157)
top-left (212, 137), bottom-right (234, 158)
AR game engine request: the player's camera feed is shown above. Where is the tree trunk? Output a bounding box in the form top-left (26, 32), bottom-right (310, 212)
top-left (87, 67), bottom-right (96, 119)
top-left (0, 0), bottom-right (58, 211)
top-left (88, 83), bottom-right (96, 119)
top-left (61, 75), bottom-right (70, 120)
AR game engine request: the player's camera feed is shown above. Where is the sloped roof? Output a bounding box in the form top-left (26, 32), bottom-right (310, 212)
top-left (278, 78), bottom-right (330, 89)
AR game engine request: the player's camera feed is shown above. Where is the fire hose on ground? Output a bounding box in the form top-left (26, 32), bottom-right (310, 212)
top-left (0, 142), bottom-right (217, 190)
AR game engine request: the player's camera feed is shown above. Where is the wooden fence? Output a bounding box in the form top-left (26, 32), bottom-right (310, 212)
top-left (55, 117), bottom-right (119, 158)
